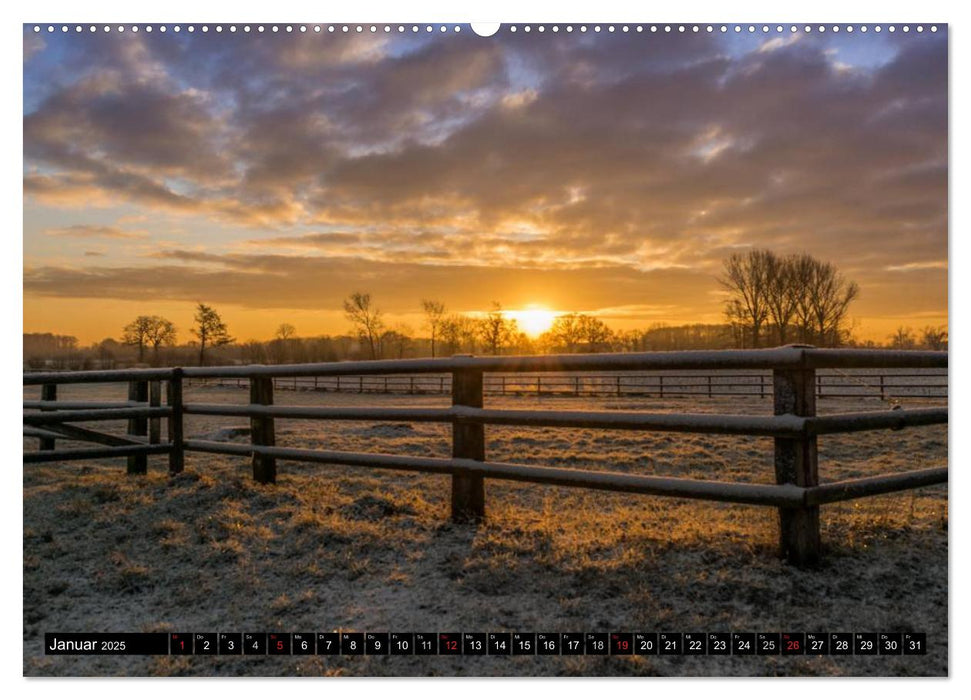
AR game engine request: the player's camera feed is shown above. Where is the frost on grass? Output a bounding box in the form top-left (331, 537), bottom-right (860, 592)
top-left (23, 386), bottom-right (947, 677)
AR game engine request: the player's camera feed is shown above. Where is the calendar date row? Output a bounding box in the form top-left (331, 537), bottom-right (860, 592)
top-left (45, 632), bottom-right (926, 656)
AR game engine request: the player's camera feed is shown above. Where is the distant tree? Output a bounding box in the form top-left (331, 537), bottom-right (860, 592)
top-left (381, 324), bottom-right (413, 359)
top-left (343, 292), bottom-right (384, 359)
top-left (95, 338), bottom-right (119, 369)
top-left (192, 303), bottom-right (234, 365)
top-left (765, 253), bottom-right (800, 345)
top-left (421, 299), bottom-right (447, 358)
top-left (548, 313), bottom-right (584, 352)
top-left (615, 329), bottom-right (647, 353)
top-left (122, 316), bottom-right (154, 363)
top-left (578, 314), bottom-right (613, 351)
top-left (276, 323), bottom-right (296, 341)
top-left (722, 250), bottom-right (859, 348)
top-left (719, 250), bottom-right (772, 348)
top-left (921, 326), bottom-right (948, 351)
top-left (241, 339), bottom-right (268, 364)
top-left (889, 327), bottom-right (917, 350)
top-left (439, 313), bottom-right (479, 355)
top-left (479, 302), bottom-right (517, 355)
top-left (802, 257), bottom-right (860, 347)
top-left (145, 316), bottom-right (177, 364)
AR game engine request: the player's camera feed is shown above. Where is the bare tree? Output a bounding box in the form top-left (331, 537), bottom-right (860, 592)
top-left (724, 251), bottom-right (859, 348)
top-left (343, 291), bottom-right (384, 359)
top-left (421, 299), bottom-right (447, 357)
top-left (144, 316), bottom-right (177, 364)
top-left (479, 301), bottom-right (516, 355)
top-left (765, 253), bottom-right (800, 345)
top-left (889, 327), bottom-right (917, 350)
top-left (381, 324), bottom-right (413, 359)
top-left (578, 314), bottom-right (613, 351)
top-left (804, 258), bottom-right (859, 347)
top-left (192, 303), bottom-right (234, 366)
top-left (921, 326), bottom-right (948, 351)
top-left (439, 313), bottom-right (479, 355)
top-left (719, 250), bottom-right (772, 348)
top-left (276, 323), bottom-right (296, 341)
top-left (122, 316), bottom-right (153, 363)
top-left (548, 313), bottom-right (584, 352)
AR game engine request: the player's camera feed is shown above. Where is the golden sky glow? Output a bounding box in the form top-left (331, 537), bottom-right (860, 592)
top-left (23, 27), bottom-right (948, 345)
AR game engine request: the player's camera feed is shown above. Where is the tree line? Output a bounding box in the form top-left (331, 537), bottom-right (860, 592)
top-left (719, 249), bottom-right (860, 348)
top-left (23, 250), bottom-right (947, 370)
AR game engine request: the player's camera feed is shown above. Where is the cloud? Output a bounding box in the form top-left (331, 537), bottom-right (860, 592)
top-left (23, 252), bottom-right (721, 321)
top-left (44, 224), bottom-right (148, 239)
top-left (22, 29), bottom-right (947, 331)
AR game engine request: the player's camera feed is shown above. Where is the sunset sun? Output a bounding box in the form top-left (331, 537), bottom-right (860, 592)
top-left (507, 306), bottom-right (559, 337)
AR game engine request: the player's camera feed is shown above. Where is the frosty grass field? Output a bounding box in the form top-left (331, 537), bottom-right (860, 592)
top-left (23, 377), bottom-right (948, 676)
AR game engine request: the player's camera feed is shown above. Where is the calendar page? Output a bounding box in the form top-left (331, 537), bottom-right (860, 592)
top-left (22, 19), bottom-right (948, 678)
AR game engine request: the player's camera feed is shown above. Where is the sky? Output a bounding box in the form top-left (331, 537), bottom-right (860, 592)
top-left (22, 24), bottom-right (948, 345)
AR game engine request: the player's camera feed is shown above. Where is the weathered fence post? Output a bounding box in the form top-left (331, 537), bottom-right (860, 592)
top-left (148, 381), bottom-right (162, 444)
top-left (167, 369), bottom-right (184, 474)
top-left (773, 359), bottom-right (820, 566)
top-left (39, 383), bottom-right (57, 450)
top-left (250, 375), bottom-right (276, 484)
top-left (127, 380), bottom-right (149, 474)
top-left (451, 359), bottom-right (485, 522)
top-left (659, 375), bottom-right (664, 399)
top-left (707, 375), bottom-right (712, 398)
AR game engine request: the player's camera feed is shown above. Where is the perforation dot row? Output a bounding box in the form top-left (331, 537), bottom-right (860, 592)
top-left (32, 25), bottom-right (465, 34)
top-left (31, 24), bottom-right (940, 35)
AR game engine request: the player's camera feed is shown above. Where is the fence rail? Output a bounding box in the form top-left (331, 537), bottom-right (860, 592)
top-left (22, 346), bottom-right (948, 566)
top-left (181, 370), bottom-right (947, 400)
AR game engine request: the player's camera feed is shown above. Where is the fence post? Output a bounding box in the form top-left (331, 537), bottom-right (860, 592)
top-left (880, 375), bottom-right (886, 401)
top-left (707, 375), bottom-right (712, 398)
top-left (127, 380), bottom-right (149, 475)
top-left (451, 362), bottom-right (485, 523)
top-left (39, 383), bottom-right (57, 450)
top-left (148, 381), bottom-right (162, 444)
top-left (659, 375), bottom-right (664, 399)
top-left (773, 363), bottom-right (820, 566)
top-left (250, 376), bottom-right (276, 484)
top-left (167, 369), bottom-right (184, 474)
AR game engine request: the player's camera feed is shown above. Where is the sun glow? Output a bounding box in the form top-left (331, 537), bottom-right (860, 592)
top-left (506, 306), bottom-right (559, 337)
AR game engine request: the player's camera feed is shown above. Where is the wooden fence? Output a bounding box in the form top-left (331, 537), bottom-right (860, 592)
top-left (22, 346), bottom-right (948, 566)
top-left (180, 370), bottom-right (948, 401)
